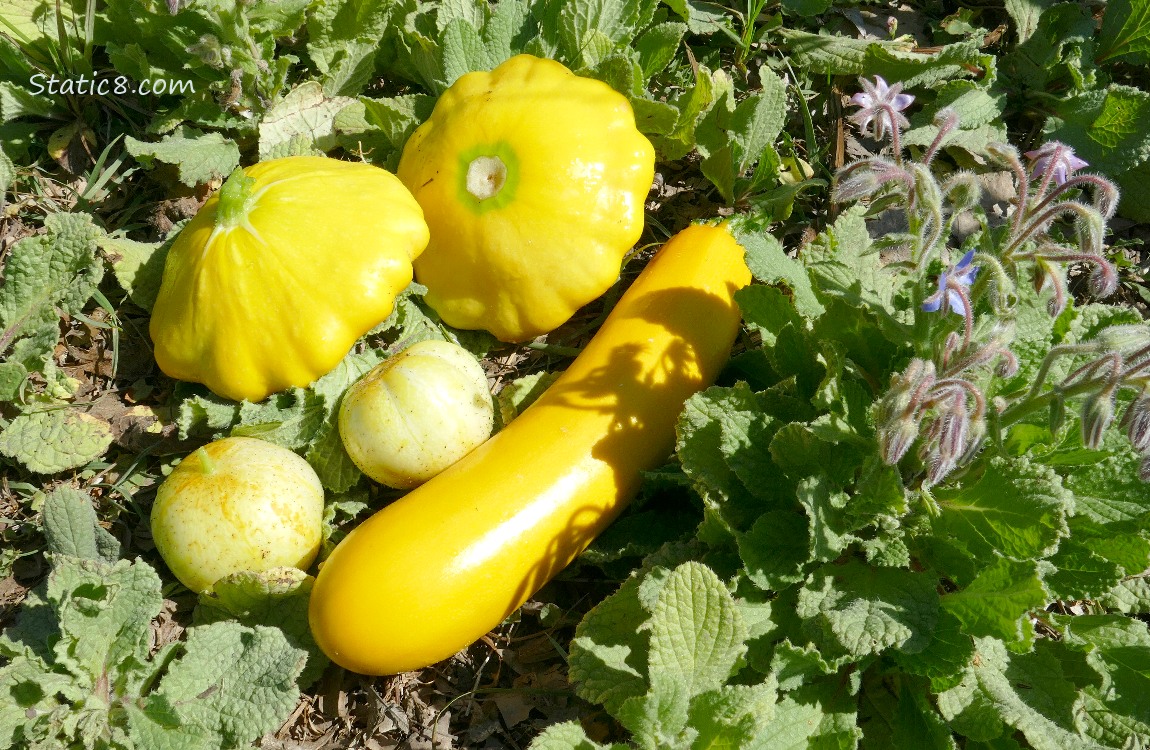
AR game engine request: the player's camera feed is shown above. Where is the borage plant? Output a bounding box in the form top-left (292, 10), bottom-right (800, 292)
top-left (535, 77), bottom-right (1150, 750)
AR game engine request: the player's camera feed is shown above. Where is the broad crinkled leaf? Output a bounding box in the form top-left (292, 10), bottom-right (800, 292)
top-left (41, 486), bottom-right (121, 562)
top-left (937, 638), bottom-right (1110, 750)
top-left (124, 130), bottom-right (241, 187)
top-left (527, 721), bottom-right (628, 750)
top-left (932, 456), bottom-right (1072, 560)
top-left (739, 510), bottom-right (810, 591)
top-left (101, 231), bottom-right (176, 313)
top-left (307, 0), bottom-right (396, 95)
top-left (258, 81), bottom-right (356, 160)
top-left (194, 568), bottom-right (327, 689)
top-left (676, 384), bottom-right (783, 531)
top-left (1060, 448), bottom-right (1150, 525)
top-left (731, 221), bottom-right (824, 319)
top-left (1098, 0), bottom-right (1150, 64)
top-left (647, 562), bottom-right (747, 699)
top-left (0, 408), bottom-right (114, 474)
top-left (796, 560), bottom-right (939, 658)
top-left (774, 28), bottom-right (915, 75)
top-left (940, 558), bottom-right (1046, 644)
top-left (0, 211), bottom-right (104, 370)
top-left (46, 556), bottom-right (164, 687)
top-left (150, 622), bottom-right (304, 748)
top-left (569, 574), bottom-right (651, 714)
top-left (802, 206), bottom-right (906, 334)
top-left (1045, 84), bottom-right (1150, 177)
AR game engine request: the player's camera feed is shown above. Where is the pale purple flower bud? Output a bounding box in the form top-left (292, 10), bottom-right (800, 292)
top-left (879, 419), bottom-right (920, 465)
top-left (1081, 391), bottom-right (1115, 450)
top-left (959, 418), bottom-right (987, 465)
top-left (936, 407), bottom-right (970, 467)
top-left (1025, 142), bottom-right (1089, 186)
top-left (1088, 261), bottom-right (1118, 298)
top-left (1122, 397), bottom-right (1150, 452)
top-left (849, 76), bottom-right (915, 141)
top-left (995, 350), bottom-right (1020, 379)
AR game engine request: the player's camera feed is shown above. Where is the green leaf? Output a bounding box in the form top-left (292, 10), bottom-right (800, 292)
top-left (0, 145), bottom-right (13, 197)
top-left (937, 637), bottom-right (1110, 750)
top-left (803, 206), bottom-right (906, 334)
top-left (1116, 160), bottom-right (1150, 222)
top-left (781, 0), bottom-right (831, 17)
top-left (100, 231), bottom-right (176, 313)
top-left (794, 475), bottom-right (856, 563)
top-left (306, 420), bottom-right (363, 493)
top-left (258, 81), bottom-right (355, 160)
top-left (232, 388), bottom-right (326, 451)
top-left (528, 722), bottom-right (627, 750)
top-left (1004, 0), bottom-right (1055, 44)
top-left (739, 510), bottom-right (810, 591)
top-left (0, 81), bottom-right (56, 122)
top-left (442, 17), bottom-right (488, 84)
top-left (932, 456), bottom-right (1071, 560)
top-left (1043, 539), bottom-right (1123, 601)
top-left (730, 224), bottom-right (823, 319)
top-left (1045, 85), bottom-right (1150, 176)
top-left (124, 130), bottom-right (241, 187)
top-left (194, 568), bottom-right (328, 689)
top-left (797, 560), bottom-right (940, 658)
top-left (0, 361), bottom-right (27, 401)
top-left (176, 392), bottom-right (240, 439)
top-left (1060, 449), bottom-right (1150, 525)
top-left (59, 562), bottom-right (163, 693)
top-left (0, 211), bottom-right (104, 370)
top-left (41, 486), bottom-right (121, 562)
top-left (569, 574), bottom-right (651, 714)
top-left (150, 622), bottom-right (304, 748)
top-left (1098, 0), bottom-right (1150, 63)
top-left (635, 21), bottom-right (685, 78)
top-left (774, 28), bottom-right (916, 75)
top-left (676, 384), bottom-right (786, 531)
top-left (306, 0), bottom-right (396, 95)
top-left (0, 408), bottom-right (114, 474)
top-left (941, 558), bottom-right (1046, 643)
top-left (688, 682), bottom-right (779, 749)
top-left (648, 562), bottom-right (747, 697)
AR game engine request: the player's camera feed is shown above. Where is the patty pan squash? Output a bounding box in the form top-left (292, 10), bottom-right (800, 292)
top-left (339, 340), bottom-right (494, 489)
top-left (396, 54), bottom-right (655, 342)
top-left (151, 436), bottom-right (325, 594)
top-left (149, 156), bottom-right (429, 402)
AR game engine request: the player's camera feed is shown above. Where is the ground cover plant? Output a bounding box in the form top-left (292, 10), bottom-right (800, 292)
top-left (2, 0), bottom-right (1150, 747)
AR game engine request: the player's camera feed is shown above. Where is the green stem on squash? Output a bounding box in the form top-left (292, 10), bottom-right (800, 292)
top-left (215, 167), bottom-right (257, 230)
top-left (195, 446), bottom-right (217, 475)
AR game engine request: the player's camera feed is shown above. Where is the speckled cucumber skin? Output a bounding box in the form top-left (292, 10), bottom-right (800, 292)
top-left (150, 436), bottom-right (325, 593)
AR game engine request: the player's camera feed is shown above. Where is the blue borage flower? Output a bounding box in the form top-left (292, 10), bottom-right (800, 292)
top-left (922, 250), bottom-right (978, 316)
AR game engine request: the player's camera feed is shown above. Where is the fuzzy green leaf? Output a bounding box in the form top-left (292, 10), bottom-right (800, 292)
top-left (101, 232), bottom-right (175, 313)
top-left (648, 562), bottom-right (747, 698)
top-left (1045, 84), bottom-right (1150, 177)
top-left (797, 560), bottom-right (940, 658)
top-left (932, 456), bottom-right (1072, 560)
top-left (258, 81), bottom-right (355, 160)
top-left (0, 408), bottom-right (114, 474)
top-left (150, 622), bottom-right (304, 748)
top-left (1098, 0), bottom-right (1150, 64)
top-left (0, 212), bottom-right (104, 370)
top-left (41, 486), bottom-right (121, 562)
top-left (937, 638), bottom-right (1109, 750)
top-left (569, 574), bottom-right (651, 714)
top-left (125, 130), bottom-right (241, 187)
top-left (941, 558), bottom-right (1046, 644)
top-left (194, 568), bottom-right (328, 689)
top-left (527, 722), bottom-right (628, 750)
top-left (307, 0), bottom-right (396, 95)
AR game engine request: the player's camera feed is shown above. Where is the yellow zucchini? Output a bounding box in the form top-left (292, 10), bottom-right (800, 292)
top-left (308, 224), bottom-right (751, 674)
